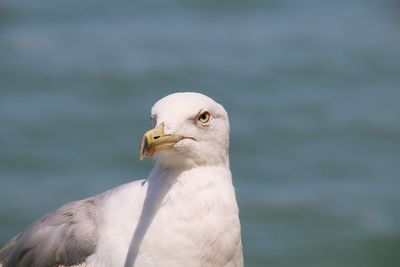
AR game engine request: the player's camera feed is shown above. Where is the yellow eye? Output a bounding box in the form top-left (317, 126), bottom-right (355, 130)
top-left (198, 111), bottom-right (211, 124)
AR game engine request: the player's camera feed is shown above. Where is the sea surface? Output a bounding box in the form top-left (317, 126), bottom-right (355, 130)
top-left (1, 1), bottom-right (399, 266)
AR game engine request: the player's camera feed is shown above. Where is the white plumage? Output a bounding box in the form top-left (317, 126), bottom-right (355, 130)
top-left (0, 92), bottom-right (243, 267)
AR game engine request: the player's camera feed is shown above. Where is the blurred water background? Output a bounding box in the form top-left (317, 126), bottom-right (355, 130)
top-left (1, 0), bottom-right (400, 266)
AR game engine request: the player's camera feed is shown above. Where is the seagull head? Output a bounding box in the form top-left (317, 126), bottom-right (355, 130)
top-left (140, 92), bottom-right (230, 168)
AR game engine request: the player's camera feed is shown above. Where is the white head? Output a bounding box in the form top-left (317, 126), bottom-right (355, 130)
top-left (140, 92), bottom-right (230, 169)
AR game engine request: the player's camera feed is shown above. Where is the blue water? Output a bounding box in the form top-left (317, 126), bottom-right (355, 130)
top-left (1, 1), bottom-right (400, 266)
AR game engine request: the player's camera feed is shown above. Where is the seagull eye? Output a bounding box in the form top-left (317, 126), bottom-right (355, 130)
top-left (197, 111), bottom-right (211, 124)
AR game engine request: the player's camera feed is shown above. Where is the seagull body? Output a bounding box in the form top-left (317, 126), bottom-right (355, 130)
top-left (0, 92), bottom-right (243, 267)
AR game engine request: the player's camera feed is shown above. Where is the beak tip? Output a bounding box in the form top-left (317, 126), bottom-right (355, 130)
top-left (139, 135), bottom-right (148, 161)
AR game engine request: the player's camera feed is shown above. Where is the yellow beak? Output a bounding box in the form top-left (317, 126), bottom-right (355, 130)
top-left (140, 123), bottom-right (186, 160)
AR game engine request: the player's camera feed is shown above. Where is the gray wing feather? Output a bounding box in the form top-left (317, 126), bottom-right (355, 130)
top-left (0, 197), bottom-right (102, 267)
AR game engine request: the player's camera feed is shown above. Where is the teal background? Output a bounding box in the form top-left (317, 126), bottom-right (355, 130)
top-left (1, 1), bottom-right (399, 266)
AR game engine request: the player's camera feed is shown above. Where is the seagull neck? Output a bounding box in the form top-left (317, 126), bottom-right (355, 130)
top-left (147, 162), bottom-right (232, 185)
top-left (155, 151), bottom-right (230, 171)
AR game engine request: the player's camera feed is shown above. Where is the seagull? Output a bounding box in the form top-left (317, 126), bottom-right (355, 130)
top-left (0, 92), bottom-right (243, 267)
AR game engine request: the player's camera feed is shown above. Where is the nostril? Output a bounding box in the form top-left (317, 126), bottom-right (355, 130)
top-left (154, 136), bottom-right (160, 140)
